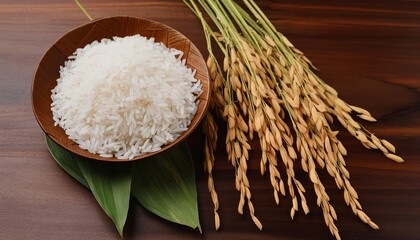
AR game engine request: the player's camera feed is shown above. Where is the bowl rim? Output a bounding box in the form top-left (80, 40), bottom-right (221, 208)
top-left (32, 15), bottom-right (210, 162)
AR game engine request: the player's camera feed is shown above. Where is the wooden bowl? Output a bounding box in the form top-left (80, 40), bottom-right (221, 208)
top-left (32, 16), bottom-right (210, 162)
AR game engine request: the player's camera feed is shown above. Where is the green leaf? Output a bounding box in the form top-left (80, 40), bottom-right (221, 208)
top-left (77, 158), bottom-right (132, 237)
top-left (46, 135), bottom-right (131, 236)
top-left (45, 135), bottom-right (200, 235)
top-left (45, 136), bottom-right (88, 188)
top-left (132, 141), bottom-right (201, 232)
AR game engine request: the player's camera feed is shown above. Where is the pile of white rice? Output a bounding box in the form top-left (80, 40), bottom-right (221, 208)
top-left (51, 35), bottom-right (202, 159)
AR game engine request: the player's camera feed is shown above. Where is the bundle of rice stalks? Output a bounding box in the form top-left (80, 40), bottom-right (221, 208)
top-left (183, 0), bottom-right (404, 239)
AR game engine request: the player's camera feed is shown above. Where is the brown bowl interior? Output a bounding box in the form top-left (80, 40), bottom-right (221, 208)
top-left (32, 16), bottom-right (209, 162)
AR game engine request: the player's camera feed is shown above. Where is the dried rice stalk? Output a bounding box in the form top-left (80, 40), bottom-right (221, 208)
top-left (184, 0), bottom-right (404, 239)
top-left (203, 112), bottom-right (220, 230)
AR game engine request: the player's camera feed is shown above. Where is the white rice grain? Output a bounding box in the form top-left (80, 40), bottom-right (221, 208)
top-left (51, 35), bottom-right (201, 159)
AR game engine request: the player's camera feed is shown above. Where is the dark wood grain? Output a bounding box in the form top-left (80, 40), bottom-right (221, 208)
top-left (32, 16), bottom-right (209, 161)
top-left (0, 0), bottom-right (419, 239)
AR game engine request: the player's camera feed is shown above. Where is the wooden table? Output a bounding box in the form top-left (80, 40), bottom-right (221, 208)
top-left (1, 1), bottom-right (419, 239)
